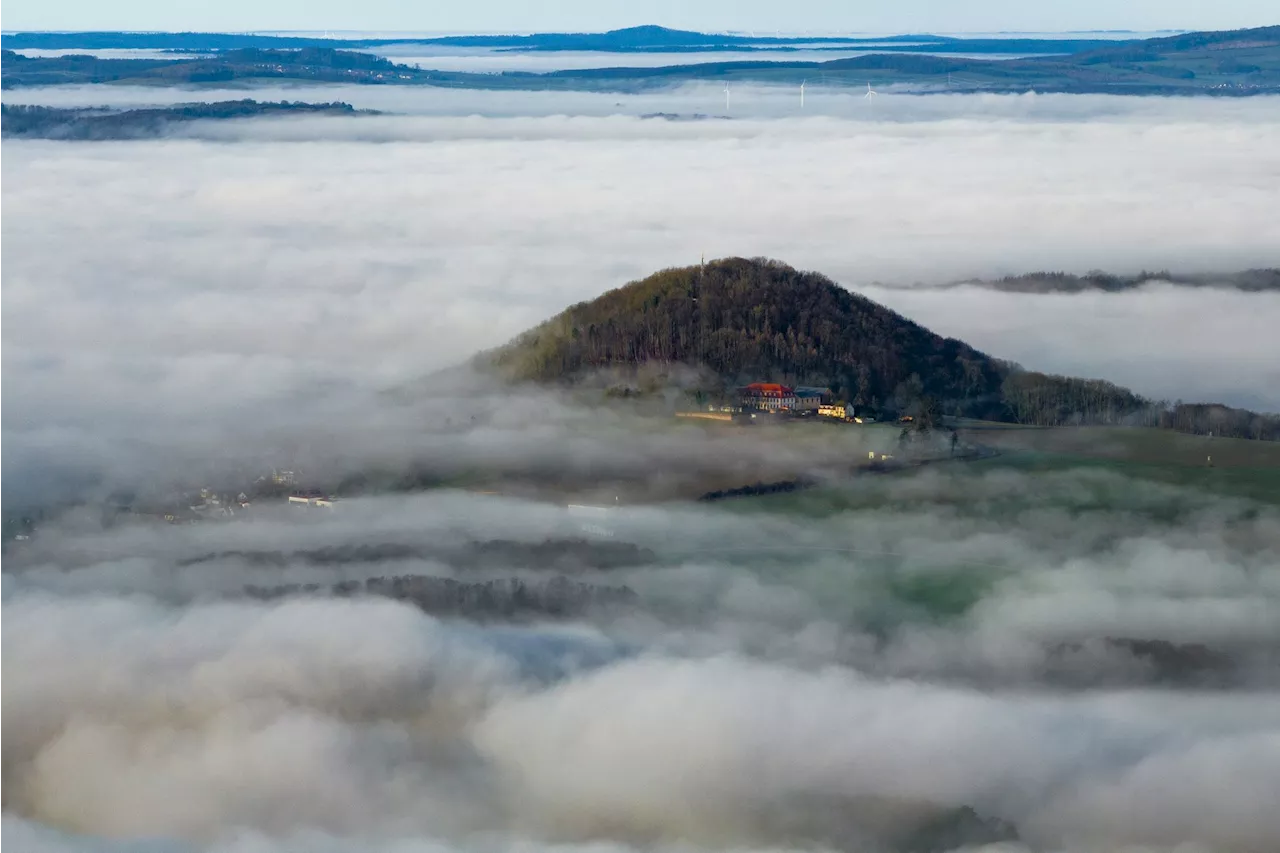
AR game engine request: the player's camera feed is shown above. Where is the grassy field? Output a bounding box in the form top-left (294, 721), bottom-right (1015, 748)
top-left (955, 423), bottom-right (1280, 468)
top-left (420, 413), bottom-right (1280, 506)
top-left (701, 423), bottom-right (1280, 512)
top-left (948, 424), bottom-right (1280, 504)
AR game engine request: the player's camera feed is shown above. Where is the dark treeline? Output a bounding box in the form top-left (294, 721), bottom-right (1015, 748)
top-left (1046, 637), bottom-right (1245, 687)
top-left (1002, 371), bottom-right (1280, 439)
top-left (1157, 402), bottom-right (1280, 441)
top-left (485, 258), bottom-right (1278, 440)
top-left (1, 100), bottom-right (366, 139)
top-left (699, 479), bottom-right (815, 501)
top-left (1, 49), bottom-right (173, 87)
top-left (954, 268), bottom-right (1280, 293)
top-left (1, 47), bottom-right (422, 88)
top-left (1001, 371), bottom-right (1148, 427)
top-left (179, 538), bottom-right (657, 572)
top-left (244, 574), bottom-right (638, 619)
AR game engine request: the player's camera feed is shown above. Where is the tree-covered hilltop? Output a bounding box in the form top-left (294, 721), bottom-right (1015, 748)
top-left (480, 258), bottom-right (1280, 439)
top-left (483, 258), bottom-right (1009, 418)
top-left (1, 100), bottom-right (370, 140)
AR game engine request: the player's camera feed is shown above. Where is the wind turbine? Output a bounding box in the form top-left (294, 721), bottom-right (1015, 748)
top-left (800, 79), bottom-right (806, 109)
top-left (724, 82), bottom-right (731, 113)
top-left (864, 81), bottom-right (878, 100)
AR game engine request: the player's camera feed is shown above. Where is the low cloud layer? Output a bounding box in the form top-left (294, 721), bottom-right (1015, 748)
top-left (3, 92), bottom-right (1279, 504)
top-left (4, 88), bottom-right (1279, 852)
top-left (5, 467), bottom-right (1280, 852)
top-left (860, 284), bottom-right (1280, 412)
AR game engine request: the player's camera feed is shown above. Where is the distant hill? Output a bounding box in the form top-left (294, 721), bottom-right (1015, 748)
top-left (4, 26), bottom-right (1278, 94)
top-left (0, 47), bottom-right (425, 88)
top-left (0, 25), bottom-right (1108, 53)
top-left (926, 268), bottom-right (1280, 293)
top-left (541, 24), bottom-right (1280, 93)
top-left (0, 100), bottom-right (369, 140)
top-left (480, 258), bottom-right (1280, 439)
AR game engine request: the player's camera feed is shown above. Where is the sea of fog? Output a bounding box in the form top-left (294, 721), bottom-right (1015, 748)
top-left (4, 90), bottom-right (1278, 428)
top-left (5, 466), bottom-right (1280, 853)
top-left (4, 83), bottom-right (1280, 853)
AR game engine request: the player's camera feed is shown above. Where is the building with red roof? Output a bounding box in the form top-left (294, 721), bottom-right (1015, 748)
top-left (739, 382), bottom-right (797, 411)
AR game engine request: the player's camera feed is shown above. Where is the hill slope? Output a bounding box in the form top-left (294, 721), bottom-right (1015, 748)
top-left (481, 258), bottom-right (1280, 439)
top-left (483, 258), bottom-right (1009, 417)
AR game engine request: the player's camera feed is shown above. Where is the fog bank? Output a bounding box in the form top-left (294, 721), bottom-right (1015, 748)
top-left (4, 86), bottom-right (1279, 853)
top-left (4, 97), bottom-right (1278, 499)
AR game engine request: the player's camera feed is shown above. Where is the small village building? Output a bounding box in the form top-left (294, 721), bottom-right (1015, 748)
top-left (793, 387), bottom-right (831, 412)
top-left (289, 492), bottom-right (336, 508)
top-left (738, 383), bottom-right (797, 411)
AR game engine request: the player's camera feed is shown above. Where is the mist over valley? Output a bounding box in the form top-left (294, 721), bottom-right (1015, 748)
top-left (3, 17), bottom-right (1280, 853)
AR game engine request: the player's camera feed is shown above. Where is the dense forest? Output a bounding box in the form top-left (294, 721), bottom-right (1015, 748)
top-left (483, 258), bottom-right (1279, 440)
top-left (0, 100), bottom-right (367, 139)
top-left (485, 258), bottom-right (1011, 419)
top-left (1001, 373), bottom-right (1280, 439)
top-left (178, 538), bottom-right (656, 572)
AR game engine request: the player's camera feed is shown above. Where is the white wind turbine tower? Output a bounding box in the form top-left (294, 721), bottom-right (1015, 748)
top-left (724, 82), bottom-right (731, 113)
top-left (800, 79), bottom-right (806, 109)
top-left (864, 81), bottom-right (878, 100)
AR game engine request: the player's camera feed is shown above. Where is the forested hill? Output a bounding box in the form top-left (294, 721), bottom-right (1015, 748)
top-left (484, 258), bottom-right (1010, 419)
top-left (0, 26), bottom-right (1122, 53)
top-left (4, 26), bottom-right (1278, 94)
top-left (480, 258), bottom-right (1280, 439)
top-left (1, 100), bottom-right (368, 140)
top-left (948, 268), bottom-right (1280, 293)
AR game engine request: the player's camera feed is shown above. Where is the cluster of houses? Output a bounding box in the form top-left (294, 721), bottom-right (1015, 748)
top-left (680, 383), bottom-right (877, 423)
top-left (734, 383), bottom-right (876, 423)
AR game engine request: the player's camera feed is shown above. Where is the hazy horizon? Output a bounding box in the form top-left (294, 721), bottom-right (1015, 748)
top-left (3, 0), bottom-right (1276, 36)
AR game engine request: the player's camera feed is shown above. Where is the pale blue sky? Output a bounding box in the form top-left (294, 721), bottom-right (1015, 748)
top-left (2, 0), bottom-right (1275, 34)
